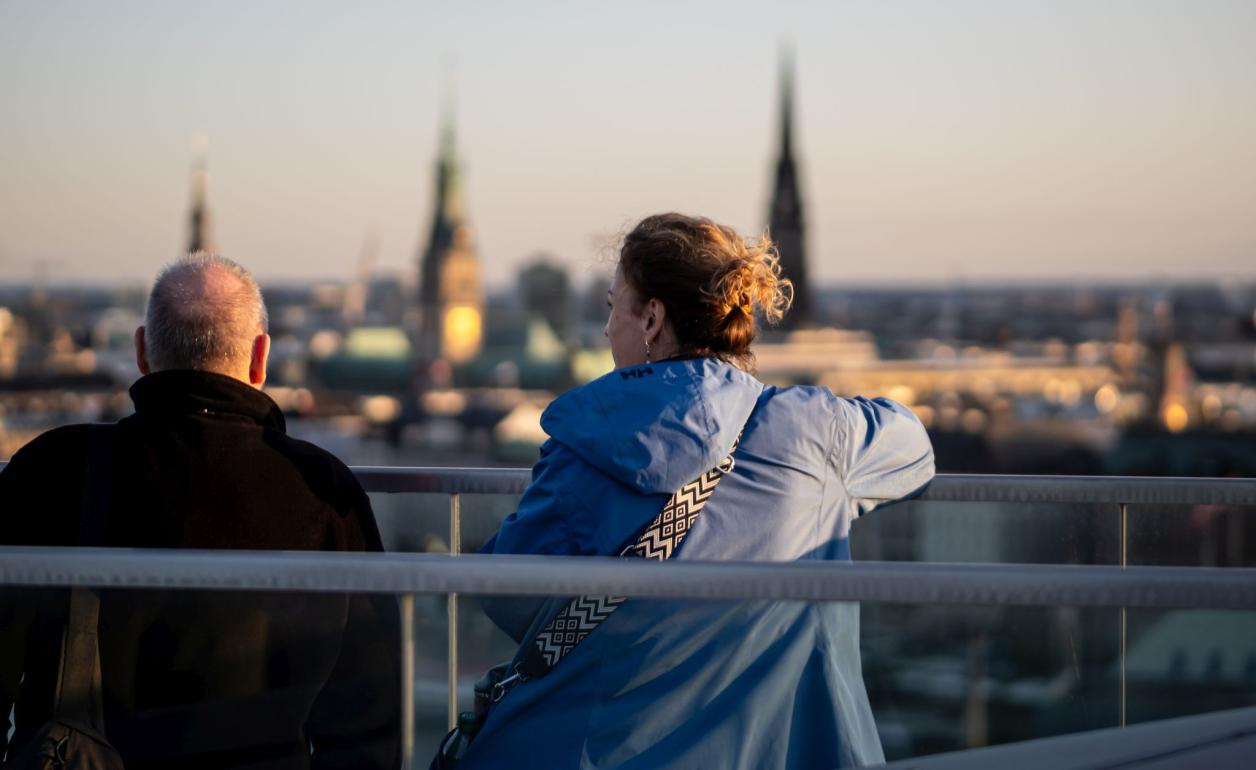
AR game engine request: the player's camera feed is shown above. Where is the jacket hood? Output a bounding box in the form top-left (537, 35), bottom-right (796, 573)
top-left (541, 358), bottom-right (763, 494)
top-left (130, 369), bottom-right (287, 431)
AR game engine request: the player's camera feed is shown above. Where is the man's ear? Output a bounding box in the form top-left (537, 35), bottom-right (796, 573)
top-left (248, 333), bottom-right (271, 388)
top-left (134, 326), bottom-right (152, 375)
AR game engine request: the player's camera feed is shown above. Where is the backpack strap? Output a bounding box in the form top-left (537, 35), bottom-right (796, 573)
top-left (492, 432), bottom-right (742, 701)
top-left (53, 426), bottom-right (112, 732)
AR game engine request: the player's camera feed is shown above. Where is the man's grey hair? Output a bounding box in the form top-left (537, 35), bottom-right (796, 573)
top-left (144, 252), bottom-right (269, 373)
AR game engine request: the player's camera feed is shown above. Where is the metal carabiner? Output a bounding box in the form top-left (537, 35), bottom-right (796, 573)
top-left (490, 664), bottom-right (527, 703)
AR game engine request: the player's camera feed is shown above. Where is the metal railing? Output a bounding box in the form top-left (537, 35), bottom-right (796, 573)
top-left (350, 468), bottom-right (1256, 730)
top-left (2, 468), bottom-right (1255, 768)
top-left (1, 549), bottom-right (1255, 769)
top-left (351, 466), bottom-right (1256, 504)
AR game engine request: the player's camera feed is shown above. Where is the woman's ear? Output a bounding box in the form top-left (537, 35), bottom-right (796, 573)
top-left (643, 298), bottom-right (666, 340)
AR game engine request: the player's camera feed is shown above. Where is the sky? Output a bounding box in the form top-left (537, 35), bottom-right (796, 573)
top-left (1, 0), bottom-right (1253, 289)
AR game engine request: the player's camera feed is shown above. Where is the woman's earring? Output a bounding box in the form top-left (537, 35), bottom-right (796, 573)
top-left (644, 339), bottom-right (652, 364)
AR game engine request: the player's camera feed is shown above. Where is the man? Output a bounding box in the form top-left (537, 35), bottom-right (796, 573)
top-left (0, 254), bottom-right (400, 769)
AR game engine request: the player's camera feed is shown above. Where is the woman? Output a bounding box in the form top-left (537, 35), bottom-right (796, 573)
top-left (464, 213), bottom-right (934, 769)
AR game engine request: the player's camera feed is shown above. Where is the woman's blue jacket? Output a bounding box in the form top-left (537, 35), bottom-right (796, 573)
top-left (462, 358), bottom-right (935, 769)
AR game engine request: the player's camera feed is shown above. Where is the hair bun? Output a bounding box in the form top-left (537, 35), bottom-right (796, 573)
top-left (706, 237), bottom-right (794, 326)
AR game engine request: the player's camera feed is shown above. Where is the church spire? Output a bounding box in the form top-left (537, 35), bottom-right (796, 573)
top-left (778, 50), bottom-right (794, 160)
top-left (416, 78), bottom-right (484, 367)
top-left (767, 49), bottom-right (811, 328)
top-left (187, 136), bottom-right (216, 254)
top-left (434, 95), bottom-right (465, 225)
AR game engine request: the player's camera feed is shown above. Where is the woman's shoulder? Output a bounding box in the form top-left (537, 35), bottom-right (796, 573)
top-left (755, 382), bottom-right (846, 427)
top-left (760, 385), bottom-right (920, 424)
top-left (753, 387), bottom-right (930, 464)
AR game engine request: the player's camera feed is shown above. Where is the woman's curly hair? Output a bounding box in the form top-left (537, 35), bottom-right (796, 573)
top-left (618, 213), bottom-right (793, 371)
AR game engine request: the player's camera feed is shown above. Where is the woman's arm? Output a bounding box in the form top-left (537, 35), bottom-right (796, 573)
top-left (479, 441), bottom-right (581, 642)
top-left (834, 396), bottom-right (936, 516)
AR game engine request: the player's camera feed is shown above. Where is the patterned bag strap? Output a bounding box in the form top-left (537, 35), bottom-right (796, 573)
top-left (492, 434), bottom-right (742, 702)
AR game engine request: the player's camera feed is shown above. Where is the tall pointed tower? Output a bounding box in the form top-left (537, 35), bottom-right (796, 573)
top-left (187, 137), bottom-right (216, 254)
top-left (767, 52), bottom-right (811, 328)
top-left (416, 103), bottom-right (484, 365)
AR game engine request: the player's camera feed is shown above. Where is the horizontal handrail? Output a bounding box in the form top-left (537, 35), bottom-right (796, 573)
top-left (1, 547), bottom-right (1254, 609)
top-left (351, 467), bottom-right (1256, 506)
top-left (3, 460), bottom-right (1253, 504)
top-left (913, 473), bottom-right (1256, 506)
top-left (353, 466), bottom-right (531, 495)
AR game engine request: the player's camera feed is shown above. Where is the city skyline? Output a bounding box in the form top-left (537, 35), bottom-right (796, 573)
top-left (1, 1), bottom-right (1254, 288)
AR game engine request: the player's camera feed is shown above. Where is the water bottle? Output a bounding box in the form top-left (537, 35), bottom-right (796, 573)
top-left (438, 711), bottom-right (482, 767)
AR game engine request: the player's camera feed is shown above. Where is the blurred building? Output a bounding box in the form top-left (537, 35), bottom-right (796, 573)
top-left (456, 311), bottom-right (571, 391)
top-left (577, 274), bottom-right (613, 347)
top-left (315, 326), bottom-right (413, 394)
top-left (518, 256), bottom-right (573, 342)
top-left (0, 308), bottom-right (24, 379)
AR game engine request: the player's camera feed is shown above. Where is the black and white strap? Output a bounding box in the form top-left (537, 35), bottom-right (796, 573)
top-left (494, 436), bottom-right (740, 699)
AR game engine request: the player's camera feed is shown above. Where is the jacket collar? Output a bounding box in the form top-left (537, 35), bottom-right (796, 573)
top-left (129, 370), bottom-right (287, 431)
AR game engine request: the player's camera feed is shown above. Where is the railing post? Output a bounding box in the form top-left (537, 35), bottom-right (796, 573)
top-left (400, 593), bottom-right (415, 770)
top-left (1119, 502), bottom-right (1128, 728)
top-left (448, 493), bottom-right (461, 731)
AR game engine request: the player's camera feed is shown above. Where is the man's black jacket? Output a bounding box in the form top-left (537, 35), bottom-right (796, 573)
top-left (0, 370), bottom-right (401, 770)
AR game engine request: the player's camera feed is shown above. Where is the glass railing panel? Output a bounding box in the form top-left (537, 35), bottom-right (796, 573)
top-left (367, 491), bottom-right (520, 554)
top-left (408, 591), bottom-right (454, 752)
top-left (450, 493), bottom-right (525, 554)
top-left (861, 602), bottom-right (1123, 759)
top-left (368, 492), bottom-right (460, 553)
top-left (1127, 504), bottom-right (1256, 568)
top-left (1120, 504), bottom-right (1256, 726)
top-left (853, 500), bottom-right (1121, 565)
top-left (1122, 607), bottom-right (1256, 726)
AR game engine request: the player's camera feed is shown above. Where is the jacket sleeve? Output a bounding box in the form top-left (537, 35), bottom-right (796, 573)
top-left (478, 441), bottom-right (579, 643)
top-left (833, 396), bottom-right (935, 516)
top-left (307, 481), bottom-right (402, 770)
top-left (0, 436), bottom-right (56, 752)
top-left (0, 591), bottom-right (33, 757)
top-left (482, 440), bottom-right (579, 558)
